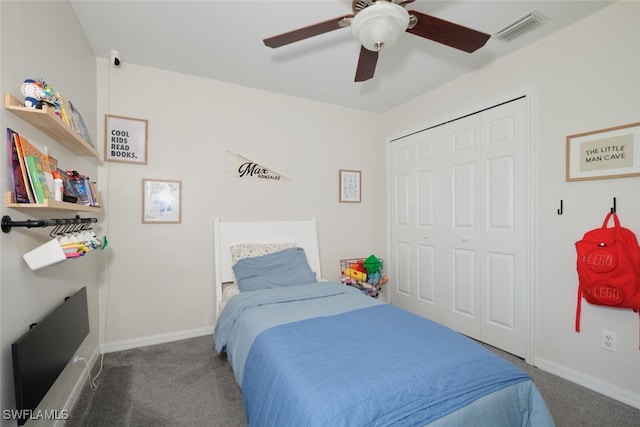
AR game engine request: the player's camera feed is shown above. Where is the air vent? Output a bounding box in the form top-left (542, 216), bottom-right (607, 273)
top-left (494, 10), bottom-right (548, 42)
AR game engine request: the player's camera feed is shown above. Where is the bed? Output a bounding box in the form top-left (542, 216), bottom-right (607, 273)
top-left (213, 218), bottom-right (555, 427)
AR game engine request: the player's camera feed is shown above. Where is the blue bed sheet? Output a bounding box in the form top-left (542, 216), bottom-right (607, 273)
top-left (214, 282), bottom-right (555, 427)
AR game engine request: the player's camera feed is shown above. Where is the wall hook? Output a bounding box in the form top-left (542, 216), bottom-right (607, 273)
top-left (611, 197), bottom-right (617, 213)
top-left (557, 200), bottom-right (563, 215)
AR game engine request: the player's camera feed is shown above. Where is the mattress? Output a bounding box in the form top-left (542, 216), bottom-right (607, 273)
top-left (220, 282), bottom-right (239, 311)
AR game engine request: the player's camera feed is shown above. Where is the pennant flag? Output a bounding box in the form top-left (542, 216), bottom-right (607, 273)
top-left (228, 151), bottom-right (291, 181)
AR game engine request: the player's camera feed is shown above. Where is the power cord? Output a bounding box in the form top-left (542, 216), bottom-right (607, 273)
top-left (72, 355), bottom-right (104, 391)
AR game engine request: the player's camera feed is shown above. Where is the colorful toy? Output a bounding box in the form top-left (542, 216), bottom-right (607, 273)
top-left (350, 261), bottom-right (366, 273)
top-left (363, 254), bottom-right (382, 274)
top-left (40, 82), bottom-right (62, 114)
top-left (344, 267), bottom-right (367, 282)
top-left (21, 79), bottom-right (44, 109)
top-left (367, 271), bottom-right (381, 285)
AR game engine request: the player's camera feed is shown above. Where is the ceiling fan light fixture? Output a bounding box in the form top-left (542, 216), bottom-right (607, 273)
top-left (351, 2), bottom-right (410, 52)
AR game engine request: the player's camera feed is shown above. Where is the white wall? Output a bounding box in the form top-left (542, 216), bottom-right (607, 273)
top-left (95, 62), bottom-right (383, 350)
top-left (382, 1), bottom-right (640, 408)
top-left (0, 1), bottom-right (100, 426)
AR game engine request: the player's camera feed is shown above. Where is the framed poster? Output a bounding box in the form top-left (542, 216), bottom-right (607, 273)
top-left (142, 179), bottom-right (181, 224)
top-left (105, 114), bottom-right (148, 164)
top-left (339, 169), bottom-right (361, 203)
top-left (566, 122), bottom-right (640, 181)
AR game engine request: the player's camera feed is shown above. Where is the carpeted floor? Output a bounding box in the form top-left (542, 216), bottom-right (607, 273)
top-left (480, 343), bottom-right (640, 427)
top-left (66, 336), bottom-right (245, 427)
top-left (67, 335), bottom-right (640, 427)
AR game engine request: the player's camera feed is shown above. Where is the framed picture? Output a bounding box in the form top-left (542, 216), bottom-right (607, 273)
top-left (105, 114), bottom-right (148, 164)
top-left (566, 122), bottom-right (640, 181)
top-left (339, 169), bottom-right (361, 203)
top-left (142, 179), bottom-right (182, 224)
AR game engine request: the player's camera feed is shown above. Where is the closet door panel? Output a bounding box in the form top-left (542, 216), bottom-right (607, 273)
top-left (453, 163), bottom-right (476, 228)
top-left (450, 248), bottom-right (480, 336)
top-left (414, 133), bottom-right (446, 320)
top-left (486, 251), bottom-right (516, 329)
top-left (395, 241), bottom-right (412, 295)
top-left (390, 139), bottom-right (417, 311)
top-left (415, 242), bottom-right (439, 320)
top-left (394, 173), bottom-right (412, 227)
top-left (392, 174), bottom-right (414, 311)
top-left (487, 156), bottom-right (514, 230)
top-left (417, 171), bottom-right (434, 226)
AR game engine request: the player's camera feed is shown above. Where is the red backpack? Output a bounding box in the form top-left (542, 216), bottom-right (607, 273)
top-left (575, 212), bottom-right (640, 336)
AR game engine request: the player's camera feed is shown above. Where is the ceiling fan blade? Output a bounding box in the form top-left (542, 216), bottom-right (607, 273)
top-left (354, 46), bottom-right (378, 82)
top-left (263, 15), bottom-right (353, 48)
top-left (406, 11), bottom-right (490, 53)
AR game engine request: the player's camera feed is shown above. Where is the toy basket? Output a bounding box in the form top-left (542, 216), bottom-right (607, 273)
top-left (340, 256), bottom-right (386, 298)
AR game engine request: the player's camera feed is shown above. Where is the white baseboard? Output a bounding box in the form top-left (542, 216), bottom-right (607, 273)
top-left (534, 355), bottom-right (640, 410)
top-left (100, 325), bottom-right (215, 354)
top-left (56, 345), bottom-right (100, 427)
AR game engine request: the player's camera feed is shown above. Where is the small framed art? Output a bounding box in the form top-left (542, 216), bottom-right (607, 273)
top-left (339, 169), bottom-right (361, 203)
top-left (105, 114), bottom-right (148, 164)
top-left (142, 179), bottom-right (182, 224)
top-left (566, 122), bottom-right (640, 181)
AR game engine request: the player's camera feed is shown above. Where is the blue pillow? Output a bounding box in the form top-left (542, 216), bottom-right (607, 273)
top-left (232, 247), bottom-right (318, 292)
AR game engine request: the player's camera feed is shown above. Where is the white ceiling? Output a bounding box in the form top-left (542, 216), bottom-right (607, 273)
top-left (70, 0), bottom-right (614, 113)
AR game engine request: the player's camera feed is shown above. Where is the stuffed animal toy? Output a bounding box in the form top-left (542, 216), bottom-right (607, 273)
top-left (363, 254), bottom-right (382, 274)
top-left (21, 79), bottom-right (44, 108)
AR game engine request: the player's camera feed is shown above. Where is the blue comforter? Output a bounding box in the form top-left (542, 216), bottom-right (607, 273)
top-left (214, 282), bottom-right (382, 385)
top-left (214, 283), bottom-right (552, 426)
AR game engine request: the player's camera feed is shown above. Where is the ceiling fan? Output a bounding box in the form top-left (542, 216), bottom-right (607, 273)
top-left (263, 0), bottom-right (491, 82)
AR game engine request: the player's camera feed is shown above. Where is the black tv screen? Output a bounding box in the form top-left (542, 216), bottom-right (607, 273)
top-left (11, 287), bottom-right (89, 425)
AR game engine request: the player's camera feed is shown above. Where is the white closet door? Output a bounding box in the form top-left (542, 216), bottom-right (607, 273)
top-left (389, 137), bottom-right (416, 312)
top-left (389, 128), bottom-right (448, 321)
top-left (389, 97), bottom-right (530, 357)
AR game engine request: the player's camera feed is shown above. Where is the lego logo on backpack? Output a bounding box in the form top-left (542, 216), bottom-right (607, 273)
top-left (584, 284), bottom-right (625, 305)
top-left (583, 247), bottom-right (618, 273)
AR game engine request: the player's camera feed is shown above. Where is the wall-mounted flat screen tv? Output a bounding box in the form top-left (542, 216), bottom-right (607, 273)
top-left (11, 287), bottom-right (89, 425)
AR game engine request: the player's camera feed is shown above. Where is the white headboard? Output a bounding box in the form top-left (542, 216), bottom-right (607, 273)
top-left (213, 218), bottom-right (322, 316)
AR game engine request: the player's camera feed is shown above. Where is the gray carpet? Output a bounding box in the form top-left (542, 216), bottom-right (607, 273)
top-left (480, 343), bottom-right (640, 427)
top-left (66, 336), bottom-right (245, 427)
top-left (67, 335), bottom-right (640, 427)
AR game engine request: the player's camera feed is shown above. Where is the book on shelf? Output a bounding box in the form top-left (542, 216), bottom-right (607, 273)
top-left (89, 181), bottom-right (101, 207)
top-left (25, 155), bottom-right (50, 204)
top-left (9, 129), bottom-right (36, 203)
top-left (6, 128), bottom-right (33, 203)
top-left (48, 155), bottom-right (57, 174)
top-left (19, 133), bottom-right (56, 195)
top-left (57, 94), bottom-right (72, 128)
top-left (53, 91), bottom-right (94, 148)
top-left (68, 101), bottom-right (94, 148)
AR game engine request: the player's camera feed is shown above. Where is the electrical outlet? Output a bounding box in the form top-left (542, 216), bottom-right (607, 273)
top-left (601, 330), bottom-right (617, 352)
